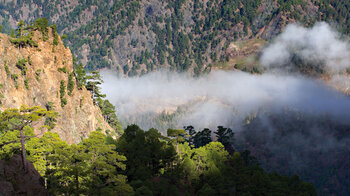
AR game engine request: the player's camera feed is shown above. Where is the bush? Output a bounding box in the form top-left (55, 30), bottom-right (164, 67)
top-left (60, 80), bottom-right (67, 108)
top-left (35, 69), bottom-right (41, 81)
top-left (16, 58), bottom-right (28, 75)
top-left (51, 24), bottom-right (59, 46)
top-left (10, 36), bottom-right (38, 48)
top-left (61, 97), bottom-right (67, 108)
top-left (67, 73), bottom-right (75, 96)
top-left (57, 66), bottom-right (68, 73)
top-left (34, 18), bottom-right (49, 41)
top-left (4, 64), bottom-right (10, 76)
top-left (11, 74), bottom-right (18, 81)
top-left (24, 78), bottom-right (29, 89)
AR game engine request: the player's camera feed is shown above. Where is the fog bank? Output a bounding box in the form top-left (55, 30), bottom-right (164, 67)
top-left (101, 70), bottom-right (350, 131)
top-left (100, 22), bottom-right (350, 195)
top-left (260, 22), bottom-right (350, 72)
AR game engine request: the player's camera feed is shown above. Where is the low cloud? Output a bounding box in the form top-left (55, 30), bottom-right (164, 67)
top-left (260, 22), bottom-right (350, 72)
top-left (101, 70), bottom-right (350, 131)
top-left (101, 22), bottom-right (350, 193)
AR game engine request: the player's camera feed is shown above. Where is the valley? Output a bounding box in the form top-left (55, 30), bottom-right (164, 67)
top-left (0, 0), bottom-right (350, 195)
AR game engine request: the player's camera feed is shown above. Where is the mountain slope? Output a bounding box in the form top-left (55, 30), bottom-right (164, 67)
top-left (1, 0), bottom-right (349, 75)
top-left (0, 28), bottom-right (112, 143)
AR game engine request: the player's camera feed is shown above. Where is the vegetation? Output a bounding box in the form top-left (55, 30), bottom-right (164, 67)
top-left (44, 102), bottom-right (57, 130)
top-left (51, 24), bottom-right (59, 46)
top-left (0, 84), bottom-right (3, 105)
top-left (71, 64), bottom-right (123, 133)
top-left (59, 80), bottom-right (67, 108)
top-left (85, 71), bottom-right (106, 101)
top-left (1, 1), bottom-right (347, 75)
top-left (35, 69), bottom-right (41, 81)
top-left (0, 106), bottom-right (56, 172)
top-left (97, 99), bottom-right (122, 135)
top-left (24, 78), bottom-right (29, 90)
top-left (8, 18), bottom-right (61, 49)
top-left (57, 66), bottom-right (68, 73)
top-left (4, 62), bottom-right (10, 77)
top-left (73, 60), bottom-right (87, 90)
top-left (0, 112), bottom-right (317, 195)
top-left (9, 20), bottom-right (38, 48)
top-left (10, 74), bottom-right (18, 89)
top-left (33, 18), bottom-right (49, 41)
top-left (67, 72), bottom-right (75, 96)
top-left (16, 58), bottom-right (28, 75)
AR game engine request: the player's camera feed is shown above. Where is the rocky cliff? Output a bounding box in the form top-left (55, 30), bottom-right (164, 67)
top-left (0, 155), bottom-right (47, 196)
top-left (0, 29), bottom-right (111, 144)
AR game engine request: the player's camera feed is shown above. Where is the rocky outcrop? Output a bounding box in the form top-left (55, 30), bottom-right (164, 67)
top-left (0, 30), bottom-right (111, 144)
top-left (0, 155), bottom-right (47, 196)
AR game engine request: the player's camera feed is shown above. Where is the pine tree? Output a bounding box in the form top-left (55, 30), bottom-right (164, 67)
top-left (74, 61), bottom-right (87, 90)
top-left (97, 99), bottom-right (122, 134)
top-left (85, 71), bottom-right (106, 101)
top-left (0, 106), bottom-right (56, 172)
top-left (167, 128), bottom-right (187, 153)
top-left (214, 126), bottom-right (234, 153)
top-left (193, 128), bottom-right (212, 148)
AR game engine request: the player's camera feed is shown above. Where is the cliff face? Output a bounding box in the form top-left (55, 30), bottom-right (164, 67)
top-left (0, 30), bottom-right (111, 144)
top-left (0, 155), bottom-right (47, 196)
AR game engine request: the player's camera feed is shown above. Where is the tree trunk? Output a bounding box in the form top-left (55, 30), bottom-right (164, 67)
top-left (75, 169), bottom-right (79, 196)
top-left (20, 129), bottom-right (27, 172)
top-left (176, 143), bottom-right (179, 154)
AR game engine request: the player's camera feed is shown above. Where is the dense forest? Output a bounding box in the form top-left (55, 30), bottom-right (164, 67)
top-left (0, 107), bottom-right (316, 195)
top-left (1, 0), bottom-right (349, 75)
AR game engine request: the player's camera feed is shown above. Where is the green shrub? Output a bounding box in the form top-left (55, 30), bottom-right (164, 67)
top-left (61, 97), bottom-right (67, 108)
top-left (51, 24), bottom-right (59, 46)
top-left (34, 18), bottom-right (49, 41)
top-left (16, 58), bottom-right (28, 75)
top-left (27, 56), bottom-right (32, 65)
top-left (67, 72), bottom-right (75, 96)
top-left (11, 74), bottom-right (18, 81)
top-left (35, 69), bottom-right (41, 81)
top-left (5, 65), bottom-right (10, 76)
top-left (11, 74), bottom-right (19, 89)
top-left (57, 66), bottom-right (68, 73)
top-left (10, 36), bottom-right (38, 48)
top-left (60, 80), bottom-right (67, 108)
top-left (24, 78), bottom-right (29, 89)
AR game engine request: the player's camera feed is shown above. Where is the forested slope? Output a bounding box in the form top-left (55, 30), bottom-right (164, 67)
top-left (1, 0), bottom-right (349, 75)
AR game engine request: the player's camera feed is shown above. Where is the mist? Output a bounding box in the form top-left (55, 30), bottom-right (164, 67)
top-left (101, 22), bottom-right (350, 131)
top-left (260, 22), bottom-right (350, 72)
top-left (101, 70), bottom-right (350, 131)
top-left (100, 22), bottom-right (350, 193)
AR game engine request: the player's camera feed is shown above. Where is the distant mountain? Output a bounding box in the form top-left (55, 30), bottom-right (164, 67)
top-left (1, 0), bottom-right (349, 75)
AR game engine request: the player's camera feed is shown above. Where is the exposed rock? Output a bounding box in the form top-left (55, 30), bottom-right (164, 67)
top-left (0, 29), bottom-right (112, 144)
top-left (0, 155), bottom-right (47, 196)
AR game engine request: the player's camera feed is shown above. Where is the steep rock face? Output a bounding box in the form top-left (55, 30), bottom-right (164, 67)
top-left (0, 30), bottom-right (111, 144)
top-left (0, 155), bottom-right (47, 196)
